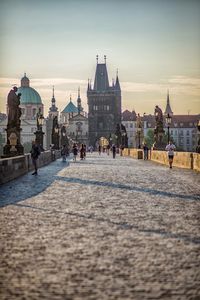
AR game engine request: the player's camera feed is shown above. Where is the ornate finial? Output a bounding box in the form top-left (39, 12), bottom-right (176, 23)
top-left (24, 72), bottom-right (26, 77)
top-left (70, 94), bottom-right (72, 101)
top-left (78, 86), bottom-right (80, 97)
top-left (116, 69), bottom-right (118, 77)
top-left (104, 55), bottom-right (106, 64)
top-left (96, 55), bottom-right (98, 64)
top-left (52, 85), bottom-right (54, 97)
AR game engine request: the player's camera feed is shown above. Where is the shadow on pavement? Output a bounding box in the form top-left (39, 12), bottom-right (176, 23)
top-left (0, 159), bottom-right (70, 208)
top-left (13, 202), bottom-right (200, 245)
top-left (55, 176), bottom-right (200, 202)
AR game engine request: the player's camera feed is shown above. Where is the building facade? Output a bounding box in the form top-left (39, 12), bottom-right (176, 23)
top-left (87, 56), bottom-right (121, 147)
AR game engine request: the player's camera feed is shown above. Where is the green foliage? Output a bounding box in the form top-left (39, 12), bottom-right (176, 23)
top-left (144, 129), bottom-right (154, 148)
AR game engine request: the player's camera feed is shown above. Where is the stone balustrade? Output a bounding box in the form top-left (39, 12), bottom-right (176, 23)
top-left (0, 150), bottom-right (61, 185)
top-left (123, 148), bottom-right (200, 172)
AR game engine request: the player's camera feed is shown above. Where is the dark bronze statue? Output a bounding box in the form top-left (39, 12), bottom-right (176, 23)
top-left (3, 86), bottom-right (24, 157)
top-left (7, 86), bottom-right (21, 129)
top-left (153, 105), bottom-right (165, 150)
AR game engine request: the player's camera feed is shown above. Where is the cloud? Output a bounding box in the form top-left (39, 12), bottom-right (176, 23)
top-left (0, 77), bottom-right (87, 88)
top-left (168, 76), bottom-right (200, 86)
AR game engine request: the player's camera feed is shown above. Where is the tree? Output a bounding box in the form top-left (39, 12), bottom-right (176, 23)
top-left (144, 129), bottom-right (154, 149)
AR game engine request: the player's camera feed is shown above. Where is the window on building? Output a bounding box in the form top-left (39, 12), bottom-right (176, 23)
top-left (175, 130), bottom-right (177, 136)
top-left (170, 130), bottom-right (173, 135)
top-left (186, 138), bottom-right (190, 144)
top-left (187, 130), bottom-right (190, 135)
top-left (130, 123), bottom-right (133, 128)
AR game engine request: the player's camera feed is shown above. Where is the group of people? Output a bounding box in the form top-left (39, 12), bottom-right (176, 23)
top-left (98, 144), bottom-right (119, 158)
top-left (30, 138), bottom-right (177, 176)
top-left (71, 143), bottom-right (87, 162)
top-left (142, 141), bottom-right (176, 169)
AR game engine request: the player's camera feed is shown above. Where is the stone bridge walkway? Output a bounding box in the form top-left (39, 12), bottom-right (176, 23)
top-left (0, 152), bottom-right (200, 300)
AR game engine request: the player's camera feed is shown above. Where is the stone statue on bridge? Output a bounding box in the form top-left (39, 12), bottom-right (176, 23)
top-left (153, 105), bottom-right (165, 150)
top-left (3, 86), bottom-right (24, 157)
top-left (7, 86), bottom-right (22, 129)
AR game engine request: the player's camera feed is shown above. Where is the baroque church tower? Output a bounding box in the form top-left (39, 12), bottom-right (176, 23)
top-left (48, 86), bottom-right (58, 119)
top-left (87, 56), bottom-right (121, 146)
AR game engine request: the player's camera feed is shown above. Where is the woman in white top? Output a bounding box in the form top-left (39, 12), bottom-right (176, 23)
top-left (165, 141), bottom-right (176, 169)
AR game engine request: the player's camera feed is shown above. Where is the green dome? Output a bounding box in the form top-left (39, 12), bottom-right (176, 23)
top-left (17, 86), bottom-right (42, 105)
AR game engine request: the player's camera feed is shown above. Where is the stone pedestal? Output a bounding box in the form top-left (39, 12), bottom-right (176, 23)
top-left (2, 128), bottom-right (24, 158)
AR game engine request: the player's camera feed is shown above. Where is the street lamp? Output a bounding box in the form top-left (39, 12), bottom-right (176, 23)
top-left (166, 113), bottom-right (172, 144)
top-left (54, 125), bottom-right (60, 149)
top-left (35, 112), bottom-right (44, 148)
top-left (137, 127), bottom-right (142, 149)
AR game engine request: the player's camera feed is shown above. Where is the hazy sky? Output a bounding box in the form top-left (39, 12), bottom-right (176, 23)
top-left (0, 0), bottom-right (200, 116)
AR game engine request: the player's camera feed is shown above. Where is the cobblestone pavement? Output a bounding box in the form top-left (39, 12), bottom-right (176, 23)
top-left (0, 153), bottom-right (200, 300)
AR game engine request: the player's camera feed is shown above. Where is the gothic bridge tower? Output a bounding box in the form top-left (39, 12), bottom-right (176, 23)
top-left (87, 55), bottom-right (121, 147)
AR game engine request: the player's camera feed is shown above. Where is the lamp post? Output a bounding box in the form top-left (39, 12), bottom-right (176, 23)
top-left (34, 112), bottom-right (44, 148)
top-left (166, 113), bottom-right (172, 144)
top-left (137, 127), bottom-right (141, 149)
top-left (61, 125), bottom-right (68, 146)
top-left (54, 125), bottom-right (59, 149)
top-left (197, 120), bottom-right (200, 152)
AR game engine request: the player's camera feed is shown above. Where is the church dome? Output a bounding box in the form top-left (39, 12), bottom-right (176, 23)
top-left (17, 74), bottom-right (42, 105)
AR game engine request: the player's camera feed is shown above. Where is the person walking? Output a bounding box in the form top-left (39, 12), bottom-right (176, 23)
top-left (165, 140), bottom-right (176, 169)
top-left (112, 144), bottom-right (116, 159)
top-left (72, 143), bottom-right (78, 162)
top-left (30, 140), bottom-right (40, 175)
top-left (143, 143), bottom-right (149, 160)
top-left (80, 144), bottom-right (85, 160)
top-left (61, 144), bottom-right (68, 162)
top-left (98, 145), bottom-right (101, 155)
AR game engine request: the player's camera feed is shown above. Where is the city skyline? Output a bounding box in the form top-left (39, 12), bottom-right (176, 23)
top-left (0, 0), bottom-right (200, 116)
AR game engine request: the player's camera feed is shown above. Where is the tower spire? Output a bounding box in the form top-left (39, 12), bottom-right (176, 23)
top-left (52, 85), bottom-right (55, 98)
top-left (96, 55), bottom-right (98, 64)
top-left (48, 85), bottom-right (58, 117)
top-left (104, 55), bottom-right (107, 64)
top-left (164, 90), bottom-right (173, 115)
top-left (77, 87), bottom-right (82, 114)
top-left (115, 69), bottom-right (121, 91)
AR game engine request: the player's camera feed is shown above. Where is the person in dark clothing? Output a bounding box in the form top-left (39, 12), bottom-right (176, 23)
top-left (83, 144), bottom-right (86, 159)
top-left (112, 144), bottom-right (116, 159)
top-left (98, 145), bottom-right (101, 155)
top-left (143, 143), bottom-right (149, 160)
top-left (30, 140), bottom-right (40, 175)
top-left (80, 144), bottom-right (85, 160)
top-left (72, 143), bottom-right (78, 162)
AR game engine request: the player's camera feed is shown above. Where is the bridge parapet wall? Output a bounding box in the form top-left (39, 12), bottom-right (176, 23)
top-left (0, 150), bottom-right (61, 185)
top-left (123, 148), bottom-right (200, 171)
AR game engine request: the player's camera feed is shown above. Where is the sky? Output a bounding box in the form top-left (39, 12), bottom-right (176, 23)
top-left (0, 0), bottom-right (200, 116)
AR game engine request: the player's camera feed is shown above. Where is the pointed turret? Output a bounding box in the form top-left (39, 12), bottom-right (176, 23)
top-left (48, 86), bottom-right (58, 118)
top-left (164, 90), bottom-right (173, 115)
top-left (77, 87), bottom-right (82, 114)
top-left (93, 56), bottom-right (109, 91)
top-left (115, 69), bottom-right (121, 91)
